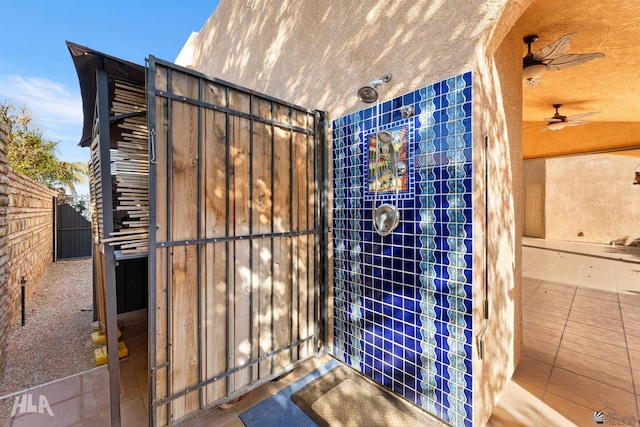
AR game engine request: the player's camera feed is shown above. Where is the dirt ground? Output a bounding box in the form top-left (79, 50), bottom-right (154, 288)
top-left (0, 258), bottom-right (95, 396)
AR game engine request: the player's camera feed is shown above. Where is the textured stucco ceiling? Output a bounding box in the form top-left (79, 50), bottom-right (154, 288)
top-left (515, 0), bottom-right (640, 158)
top-left (518, 0), bottom-right (640, 123)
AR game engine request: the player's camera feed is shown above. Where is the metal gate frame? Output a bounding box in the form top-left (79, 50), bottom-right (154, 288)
top-left (147, 56), bottom-right (328, 426)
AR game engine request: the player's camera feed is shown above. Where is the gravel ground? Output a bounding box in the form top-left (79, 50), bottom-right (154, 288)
top-left (0, 258), bottom-right (95, 396)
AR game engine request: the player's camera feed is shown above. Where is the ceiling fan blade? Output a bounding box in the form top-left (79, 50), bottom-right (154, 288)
top-left (567, 120), bottom-right (592, 126)
top-left (545, 53), bottom-right (605, 71)
top-left (566, 112), bottom-right (598, 121)
top-left (523, 76), bottom-right (541, 88)
top-left (523, 123), bottom-right (548, 130)
top-left (533, 33), bottom-right (576, 61)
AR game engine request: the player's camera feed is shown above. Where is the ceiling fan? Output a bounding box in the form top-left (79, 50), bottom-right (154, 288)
top-left (523, 33), bottom-right (605, 88)
top-left (541, 104), bottom-right (597, 131)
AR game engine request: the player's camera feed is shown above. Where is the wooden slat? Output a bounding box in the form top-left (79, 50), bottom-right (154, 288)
top-left (229, 89), bottom-right (252, 392)
top-left (153, 63), bottom-right (169, 427)
top-left (252, 99), bottom-right (274, 378)
top-left (202, 107), bottom-right (229, 405)
top-left (169, 71), bottom-right (200, 420)
top-left (273, 125), bottom-right (292, 371)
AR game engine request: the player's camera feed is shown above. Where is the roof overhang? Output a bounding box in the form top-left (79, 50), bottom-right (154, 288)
top-left (67, 41), bottom-right (146, 147)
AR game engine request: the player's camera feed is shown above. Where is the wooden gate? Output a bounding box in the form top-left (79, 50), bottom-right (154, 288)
top-left (147, 57), bottom-right (324, 425)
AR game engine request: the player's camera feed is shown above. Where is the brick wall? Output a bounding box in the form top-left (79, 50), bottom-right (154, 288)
top-left (6, 169), bottom-right (56, 327)
top-left (0, 124), bottom-right (9, 380)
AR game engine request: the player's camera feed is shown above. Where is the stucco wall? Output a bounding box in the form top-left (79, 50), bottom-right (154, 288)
top-left (544, 152), bottom-right (640, 245)
top-left (178, 0), bottom-right (530, 424)
top-left (471, 19), bottom-right (524, 426)
top-left (7, 168), bottom-right (56, 326)
top-left (180, 0), bottom-right (511, 120)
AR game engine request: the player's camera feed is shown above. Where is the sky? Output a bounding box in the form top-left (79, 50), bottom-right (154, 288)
top-left (0, 1), bottom-right (220, 196)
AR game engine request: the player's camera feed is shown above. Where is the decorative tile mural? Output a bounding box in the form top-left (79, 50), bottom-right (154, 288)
top-left (332, 72), bottom-right (473, 427)
top-left (364, 122), bottom-right (415, 199)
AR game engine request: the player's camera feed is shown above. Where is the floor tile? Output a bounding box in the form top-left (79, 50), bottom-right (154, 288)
top-left (575, 287), bottom-right (618, 302)
top-left (625, 319), bottom-right (640, 338)
top-left (522, 310), bottom-right (567, 331)
top-left (512, 356), bottom-right (552, 392)
top-left (564, 320), bottom-right (627, 347)
top-left (486, 381), bottom-right (542, 427)
top-left (559, 333), bottom-right (629, 368)
top-left (35, 375), bottom-right (81, 406)
top-left (81, 413), bottom-right (111, 427)
top-left (81, 367), bottom-right (109, 394)
top-left (570, 296), bottom-right (622, 321)
top-left (618, 294), bottom-right (640, 305)
top-left (547, 367), bottom-right (637, 416)
top-left (567, 309), bottom-right (624, 333)
top-left (554, 347), bottom-right (634, 393)
top-left (119, 375), bottom-right (142, 404)
top-left (522, 322), bottom-right (563, 347)
top-left (523, 301), bottom-right (570, 319)
top-left (181, 408), bottom-right (242, 427)
top-left (522, 337), bottom-right (558, 365)
top-left (538, 392), bottom-right (596, 427)
top-left (121, 398), bottom-right (148, 427)
top-left (81, 386), bottom-right (110, 419)
top-left (12, 395), bottom-right (81, 427)
top-left (537, 281), bottom-right (576, 295)
top-left (620, 304), bottom-right (640, 324)
top-left (525, 292), bottom-right (573, 308)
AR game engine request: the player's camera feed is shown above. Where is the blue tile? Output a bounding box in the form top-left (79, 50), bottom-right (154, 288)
top-left (332, 73), bottom-right (473, 424)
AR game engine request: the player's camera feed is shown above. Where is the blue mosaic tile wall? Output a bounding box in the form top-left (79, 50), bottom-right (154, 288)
top-left (332, 72), bottom-right (473, 427)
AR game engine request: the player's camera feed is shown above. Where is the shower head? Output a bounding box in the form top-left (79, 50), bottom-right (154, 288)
top-left (377, 130), bottom-right (394, 144)
top-left (357, 86), bottom-right (379, 104)
top-left (357, 73), bottom-right (393, 103)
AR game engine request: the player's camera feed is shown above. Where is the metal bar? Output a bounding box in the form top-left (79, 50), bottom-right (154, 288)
top-left (96, 68), bottom-right (121, 427)
top-left (270, 100), bottom-right (276, 375)
top-left (288, 107), bottom-right (295, 362)
top-left (155, 230), bottom-right (316, 247)
top-left (155, 90), bottom-right (313, 135)
top-left (152, 336), bottom-right (316, 407)
top-left (305, 113), bottom-right (311, 356)
top-left (197, 76), bottom-right (204, 409)
top-left (56, 227), bottom-right (92, 232)
top-left (159, 352), bottom-right (321, 427)
top-left (164, 353), bottom-right (323, 427)
top-left (318, 111), bottom-right (329, 351)
top-left (150, 57), bottom-right (316, 115)
top-left (248, 94), bottom-right (254, 384)
top-left (52, 197), bottom-right (57, 262)
top-left (20, 277), bottom-right (26, 326)
top-left (109, 111), bottom-right (146, 125)
top-left (165, 65), bottom-right (174, 424)
top-left (225, 85), bottom-right (232, 397)
top-left (146, 56), bottom-right (158, 427)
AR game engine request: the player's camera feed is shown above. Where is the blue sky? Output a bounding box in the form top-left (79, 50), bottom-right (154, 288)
top-left (0, 1), bottom-right (219, 195)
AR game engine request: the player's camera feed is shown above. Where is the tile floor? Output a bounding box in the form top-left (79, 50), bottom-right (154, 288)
top-left (487, 237), bottom-right (640, 426)
top-left (2, 237), bottom-right (638, 426)
top-left (0, 308), bottom-right (149, 427)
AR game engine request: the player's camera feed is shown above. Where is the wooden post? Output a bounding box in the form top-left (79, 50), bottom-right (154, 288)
top-left (97, 68), bottom-right (121, 427)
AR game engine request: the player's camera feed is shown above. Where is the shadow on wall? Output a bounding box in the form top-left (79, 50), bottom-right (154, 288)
top-left (190, 0), bottom-right (505, 117)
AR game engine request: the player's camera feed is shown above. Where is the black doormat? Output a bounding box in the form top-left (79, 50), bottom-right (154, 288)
top-left (291, 364), bottom-right (443, 427)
